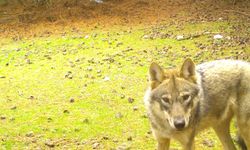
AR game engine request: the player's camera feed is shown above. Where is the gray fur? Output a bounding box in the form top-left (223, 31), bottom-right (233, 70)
top-left (144, 59), bottom-right (250, 150)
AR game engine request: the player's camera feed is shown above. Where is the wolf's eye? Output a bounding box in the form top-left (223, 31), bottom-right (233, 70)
top-left (182, 94), bottom-right (190, 101)
top-left (161, 95), bottom-right (170, 103)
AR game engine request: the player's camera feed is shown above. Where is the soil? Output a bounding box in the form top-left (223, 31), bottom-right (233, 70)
top-left (0, 0), bottom-right (249, 38)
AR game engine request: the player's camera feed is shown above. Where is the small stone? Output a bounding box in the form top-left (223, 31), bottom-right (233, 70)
top-left (1, 116), bottom-right (6, 120)
top-left (63, 110), bottom-right (70, 114)
top-left (69, 98), bottom-right (75, 103)
top-left (92, 142), bottom-right (100, 149)
top-left (26, 131), bottom-right (34, 137)
top-left (47, 117), bottom-right (52, 122)
top-left (29, 95), bottom-right (35, 99)
top-left (87, 67), bottom-right (93, 71)
top-left (26, 59), bottom-right (32, 64)
top-left (10, 106), bottom-right (17, 110)
top-left (120, 94), bottom-right (125, 99)
top-left (102, 136), bottom-right (109, 140)
top-left (116, 143), bottom-right (131, 150)
top-left (127, 136), bottom-right (132, 141)
top-left (85, 35), bottom-right (89, 39)
top-left (142, 35), bottom-right (150, 39)
top-left (0, 76), bottom-right (6, 78)
top-left (45, 140), bottom-right (55, 148)
top-left (133, 106), bottom-right (138, 111)
top-left (83, 118), bottom-right (89, 124)
top-left (176, 35), bottom-right (184, 40)
top-left (115, 112), bottom-right (123, 119)
top-left (103, 76), bottom-right (110, 81)
top-left (213, 34), bottom-right (223, 39)
top-left (10, 117), bottom-right (15, 121)
top-left (67, 74), bottom-right (73, 79)
top-left (128, 97), bottom-right (134, 103)
top-left (116, 42), bottom-right (123, 47)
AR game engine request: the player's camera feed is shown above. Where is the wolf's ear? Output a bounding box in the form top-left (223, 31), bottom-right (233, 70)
top-left (149, 62), bottom-right (164, 82)
top-left (180, 58), bottom-right (196, 80)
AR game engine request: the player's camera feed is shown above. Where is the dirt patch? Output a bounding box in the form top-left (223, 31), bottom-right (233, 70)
top-left (0, 0), bottom-right (249, 38)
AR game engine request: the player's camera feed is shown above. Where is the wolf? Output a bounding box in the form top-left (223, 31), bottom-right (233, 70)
top-left (144, 58), bottom-right (250, 150)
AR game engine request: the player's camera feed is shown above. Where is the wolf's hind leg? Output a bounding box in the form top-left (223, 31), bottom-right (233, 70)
top-left (237, 91), bottom-right (250, 150)
top-left (237, 114), bottom-right (250, 149)
top-left (213, 112), bottom-right (236, 150)
top-left (237, 118), bottom-right (250, 150)
top-left (157, 137), bottom-right (170, 150)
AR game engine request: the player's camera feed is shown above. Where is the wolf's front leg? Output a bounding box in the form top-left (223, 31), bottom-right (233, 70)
top-left (179, 134), bottom-right (195, 150)
top-left (157, 137), bottom-right (170, 150)
top-left (182, 141), bottom-right (194, 150)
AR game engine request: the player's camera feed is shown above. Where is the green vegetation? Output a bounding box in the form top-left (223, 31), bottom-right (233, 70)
top-left (0, 20), bottom-right (249, 149)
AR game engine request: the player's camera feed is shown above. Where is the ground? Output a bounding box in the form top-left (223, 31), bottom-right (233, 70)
top-left (0, 0), bottom-right (249, 149)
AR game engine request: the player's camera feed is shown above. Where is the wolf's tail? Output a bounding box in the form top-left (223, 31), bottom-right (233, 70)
top-left (236, 134), bottom-right (247, 150)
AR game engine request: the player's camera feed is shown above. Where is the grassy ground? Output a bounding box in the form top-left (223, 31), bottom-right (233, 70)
top-left (0, 2), bottom-right (249, 149)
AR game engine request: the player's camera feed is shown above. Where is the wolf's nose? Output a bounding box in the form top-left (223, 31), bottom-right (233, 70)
top-left (174, 118), bottom-right (185, 130)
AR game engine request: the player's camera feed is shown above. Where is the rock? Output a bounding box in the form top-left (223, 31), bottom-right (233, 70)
top-left (45, 140), bottom-right (55, 148)
top-left (120, 94), bottom-right (125, 99)
top-left (26, 131), bottom-right (34, 137)
top-left (116, 143), bottom-right (131, 150)
top-left (128, 97), bottom-right (134, 103)
top-left (213, 34), bottom-right (223, 39)
top-left (142, 35), bottom-right (150, 39)
top-left (63, 110), bottom-right (70, 114)
top-left (47, 117), bottom-right (53, 122)
top-left (133, 106), bottom-right (138, 111)
top-left (87, 66), bottom-right (93, 71)
top-left (176, 35), bottom-right (184, 40)
top-left (103, 76), bottom-right (110, 81)
top-left (127, 136), bottom-right (132, 141)
top-left (69, 98), bottom-right (75, 103)
top-left (102, 136), bottom-right (109, 140)
top-left (115, 112), bottom-right (123, 119)
top-left (92, 142), bottom-right (100, 149)
top-left (0, 76), bottom-right (6, 78)
top-left (26, 59), bottom-right (32, 64)
top-left (10, 106), bottom-right (17, 110)
top-left (116, 42), bottom-right (123, 47)
top-left (83, 118), bottom-right (89, 124)
top-left (85, 35), bottom-right (89, 39)
top-left (0, 116), bottom-right (6, 120)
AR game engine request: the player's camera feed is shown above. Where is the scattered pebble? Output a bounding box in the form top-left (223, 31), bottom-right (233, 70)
top-left (92, 142), bottom-right (100, 149)
top-left (83, 118), bottom-right (89, 124)
top-left (120, 94), bottom-right (125, 99)
top-left (115, 112), bottom-right (123, 119)
top-left (127, 136), bottom-right (132, 141)
top-left (213, 34), bottom-right (223, 39)
top-left (1, 116), bottom-right (6, 120)
top-left (133, 106), bottom-right (138, 111)
top-left (128, 97), bottom-right (134, 103)
top-left (26, 131), bottom-right (34, 137)
top-left (45, 140), bottom-right (55, 148)
top-left (103, 76), bottom-right (110, 81)
top-left (63, 110), bottom-right (70, 114)
top-left (69, 98), bottom-right (75, 103)
top-left (176, 35), bottom-right (184, 40)
top-left (10, 106), bottom-right (17, 110)
top-left (102, 136), bottom-right (109, 140)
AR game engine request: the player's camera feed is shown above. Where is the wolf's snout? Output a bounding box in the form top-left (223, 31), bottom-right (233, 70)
top-left (173, 117), bottom-right (185, 130)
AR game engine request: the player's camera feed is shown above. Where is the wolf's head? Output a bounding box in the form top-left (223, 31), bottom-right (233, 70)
top-left (148, 58), bottom-right (199, 131)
